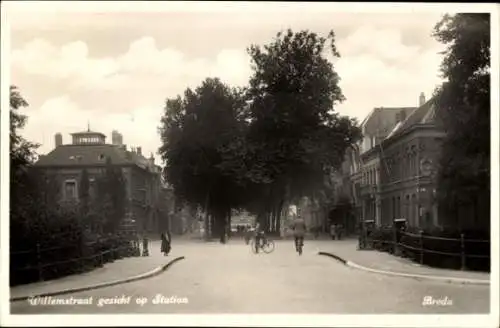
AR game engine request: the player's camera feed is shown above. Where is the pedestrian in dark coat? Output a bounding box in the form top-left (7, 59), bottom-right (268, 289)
top-left (161, 232), bottom-right (171, 256)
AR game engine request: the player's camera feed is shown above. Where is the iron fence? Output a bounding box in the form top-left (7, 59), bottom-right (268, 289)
top-left (362, 228), bottom-right (489, 270)
top-left (10, 238), bottom-right (140, 284)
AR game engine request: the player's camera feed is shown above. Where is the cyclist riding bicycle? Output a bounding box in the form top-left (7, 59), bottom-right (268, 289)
top-left (254, 222), bottom-right (266, 253)
top-left (290, 214), bottom-right (306, 252)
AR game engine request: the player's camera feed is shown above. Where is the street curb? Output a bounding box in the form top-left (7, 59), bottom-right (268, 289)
top-left (10, 256), bottom-right (185, 303)
top-left (318, 252), bottom-right (490, 286)
top-left (318, 251), bottom-right (347, 265)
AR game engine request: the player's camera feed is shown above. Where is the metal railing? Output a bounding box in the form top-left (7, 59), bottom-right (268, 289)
top-left (10, 239), bottom-right (140, 284)
top-left (363, 229), bottom-right (489, 270)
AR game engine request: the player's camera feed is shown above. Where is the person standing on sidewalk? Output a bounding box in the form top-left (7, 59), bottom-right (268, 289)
top-left (160, 232), bottom-right (171, 256)
top-left (330, 223), bottom-right (336, 240)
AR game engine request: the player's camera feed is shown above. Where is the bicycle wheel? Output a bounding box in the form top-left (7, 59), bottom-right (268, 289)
top-left (250, 239), bottom-right (258, 254)
top-left (262, 240), bottom-right (275, 254)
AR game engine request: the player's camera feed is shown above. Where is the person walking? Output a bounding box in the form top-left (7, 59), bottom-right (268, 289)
top-left (290, 215), bottom-right (306, 253)
top-left (160, 232), bottom-right (171, 256)
top-left (142, 235), bottom-right (150, 257)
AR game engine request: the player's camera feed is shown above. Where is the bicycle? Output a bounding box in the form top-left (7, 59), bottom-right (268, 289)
top-left (250, 236), bottom-right (275, 254)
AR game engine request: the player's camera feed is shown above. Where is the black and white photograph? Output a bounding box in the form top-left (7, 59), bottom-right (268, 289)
top-left (1, 2), bottom-right (498, 327)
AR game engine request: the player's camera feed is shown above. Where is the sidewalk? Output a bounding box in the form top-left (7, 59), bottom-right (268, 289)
top-left (317, 238), bottom-right (490, 282)
top-left (10, 241), bottom-right (179, 299)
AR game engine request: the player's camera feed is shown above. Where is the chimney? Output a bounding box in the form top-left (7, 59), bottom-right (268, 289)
top-left (112, 130), bottom-right (123, 146)
top-left (399, 109), bottom-right (407, 122)
top-left (419, 92), bottom-right (426, 107)
top-left (55, 133), bottom-right (63, 148)
top-left (149, 153), bottom-right (155, 166)
top-left (137, 147), bottom-right (142, 156)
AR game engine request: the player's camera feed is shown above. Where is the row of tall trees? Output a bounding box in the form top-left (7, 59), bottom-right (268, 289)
top-left (158, 29), bottom-right (362, 240)
top-left (433, 14), bottom-right (490, 230)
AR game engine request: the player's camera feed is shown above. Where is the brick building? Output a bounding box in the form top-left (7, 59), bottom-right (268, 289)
top-left (355, 104), bottom-right (417, 226)
top-left (378, 95), bottom-right (445, 228)
top-left (34, 128), bottom-right (166, 234)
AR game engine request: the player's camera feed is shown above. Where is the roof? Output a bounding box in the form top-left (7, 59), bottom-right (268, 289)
top-left (384, 98), bottom-right (437, 140)
top-left (71, 130), bottom-right (106, 137)
top-left (35, 144), bottom-right (154, 171)
top-left (385, 121), bottom-right (403, 139)
top-left (361, 107), bottom-right (417, 138)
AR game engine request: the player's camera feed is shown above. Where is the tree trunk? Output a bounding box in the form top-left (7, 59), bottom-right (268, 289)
top-left (227, 208), bottom-right (231, 239)
top-left (276, 199), bottom-right (284, 236)
top-left (204, 192), bottom-right (210, 241)
top-left (207, 206), bottom-right (225, 243)
top-left (259, 209), bottom-right (270, 233)
top-left (257, 211), bottom-right (266, 227)
top-left (270, 208), bottom-right (275, 234)
top-left (267, 211), bottom-right (272, 233)
top-left (209, 211), bottom-right (215, 239)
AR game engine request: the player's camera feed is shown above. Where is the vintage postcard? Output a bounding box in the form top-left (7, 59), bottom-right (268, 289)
top-left (1, 1), bottom-right (498, 327)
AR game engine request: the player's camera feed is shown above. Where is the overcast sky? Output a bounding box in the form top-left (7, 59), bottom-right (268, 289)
top-left (7, 2), bottom-right (453, 164)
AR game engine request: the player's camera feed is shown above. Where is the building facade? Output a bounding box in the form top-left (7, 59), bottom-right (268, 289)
top-left (337, 92), bottom-right (447, 230)
top-left (355, 104), bottom-right (417, 226)
top-left (34, 128), bottom-right (165, 234)
top-left (328, 151), bottom-right (358, 233)
top-left (378, 96), bottom-right (445, 228)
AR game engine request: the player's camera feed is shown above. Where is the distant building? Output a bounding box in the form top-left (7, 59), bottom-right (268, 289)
top-left (296, 196), bottom-right (321, 232)
top-left (329, 150), bottom-right (358, 234)
top-left (34, 127), bottom-right (164, 234)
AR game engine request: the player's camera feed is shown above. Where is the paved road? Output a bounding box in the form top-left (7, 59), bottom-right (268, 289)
top-left (10, 240), bottom-right (489, 314)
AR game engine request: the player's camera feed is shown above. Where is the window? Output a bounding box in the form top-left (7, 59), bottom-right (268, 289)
top-left (408, 152), bottom-right (413, 177)
top-left (405, 195), bottom-right (410, 221)
top-left (64, 180), bottom-right (78, 200)
top-left (395, 152), bottom-right (399, 180)
top-left (397, 196), bottom-right (401, 218)
top-left (411, 146), bottom-right (417, 176)
top-left (89, 178), bottom-right (96, 198)
top-left (98, 154), bottom-right (106, 161)
top-left (404, 149), bottom-right (409, 178)
top-left (392, 197), bottom-right (396, 219)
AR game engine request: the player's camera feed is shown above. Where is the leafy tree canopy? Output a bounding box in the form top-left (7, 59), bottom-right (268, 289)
top-left (10, 86), bottom-right (39, 186)
top-left (242, 29), bottom-right (361, 209)
top-left (158, 30), bottom-right (362, 231)
top-left (433, 14), bottom-right (490, 205)
top-left (159, 78), bottom-right (249, 214)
